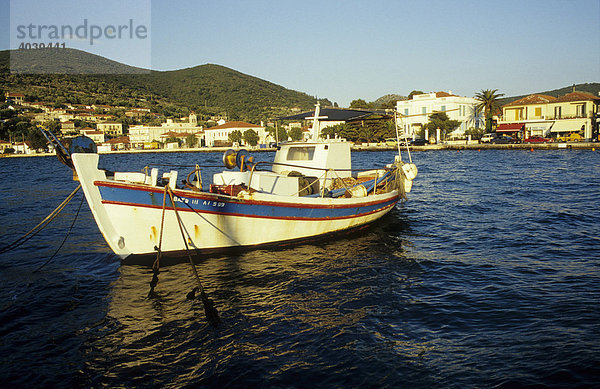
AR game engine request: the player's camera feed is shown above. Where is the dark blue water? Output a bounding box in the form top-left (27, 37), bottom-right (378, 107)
top-left (1, 149), bottom-right (599, 388)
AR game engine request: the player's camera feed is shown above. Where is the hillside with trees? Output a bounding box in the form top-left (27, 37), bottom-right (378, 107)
top-left (0, 48), bottom-right (331, 122)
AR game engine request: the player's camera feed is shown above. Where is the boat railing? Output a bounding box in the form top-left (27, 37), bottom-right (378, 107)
top-left (249, 161), bottom-right (396, 198)
top-left (140, 160), bottom-right (399, 198)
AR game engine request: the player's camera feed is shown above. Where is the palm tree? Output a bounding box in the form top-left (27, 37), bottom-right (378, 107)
top-left (475, 89), bottom-right (504, 133)
top-left (467, 105), bottom-right (485, 129)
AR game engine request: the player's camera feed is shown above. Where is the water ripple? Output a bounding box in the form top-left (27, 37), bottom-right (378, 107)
top-left (1, 150), bottom-right (599, 387)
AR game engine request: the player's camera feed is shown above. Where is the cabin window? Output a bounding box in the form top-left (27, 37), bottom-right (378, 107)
top-left (287, 146), bottom-right (315, 161)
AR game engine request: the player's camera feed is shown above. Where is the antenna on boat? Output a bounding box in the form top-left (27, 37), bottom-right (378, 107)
top-left (305, 102), bottom-right (328, 140)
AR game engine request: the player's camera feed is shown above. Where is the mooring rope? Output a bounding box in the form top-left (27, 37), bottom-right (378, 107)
top-left (166, 186), bottom-right (220, 326)
top-left (0, 184), bottom-right (81, 255)
top-left (33, 192), bottom-right (85, 272)
top-left (147, 185), bottom-right (168, 298)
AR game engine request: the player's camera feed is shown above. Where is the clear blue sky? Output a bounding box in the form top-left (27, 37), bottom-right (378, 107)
top-left (2, 0), bottom-right (599, 106)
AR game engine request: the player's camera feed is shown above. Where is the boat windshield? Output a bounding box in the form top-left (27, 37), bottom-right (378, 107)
top-left (286, 146), bottom-right (315, 161)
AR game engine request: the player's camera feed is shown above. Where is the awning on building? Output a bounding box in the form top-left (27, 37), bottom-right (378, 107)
top-left (549, 120), bottom-right (584, 133)
top-left (496, 123), bottom-right (525, 132)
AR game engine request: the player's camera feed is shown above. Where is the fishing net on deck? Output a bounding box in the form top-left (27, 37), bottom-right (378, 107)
top-left (330, 177), bottom-right (358, 190)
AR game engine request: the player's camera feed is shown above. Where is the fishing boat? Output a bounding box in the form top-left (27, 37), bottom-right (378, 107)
top-left (46, 104), bottom-right (417, 259)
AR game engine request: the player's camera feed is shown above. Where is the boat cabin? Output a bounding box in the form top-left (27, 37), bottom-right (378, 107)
top-left (212, 139), bottom-right (352, 197)
top-left (272, 139), bottom-right (351, 178)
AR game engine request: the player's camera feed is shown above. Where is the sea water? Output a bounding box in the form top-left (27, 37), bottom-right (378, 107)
top-left (1, 149), bottom-right (599, 387)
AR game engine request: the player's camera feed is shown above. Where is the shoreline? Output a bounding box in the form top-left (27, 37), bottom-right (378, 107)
top-left (2, 142), bottom-right (598, 158)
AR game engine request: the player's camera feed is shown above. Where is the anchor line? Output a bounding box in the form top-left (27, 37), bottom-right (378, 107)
top-left (0, 184), bottom-right (81, 255)
top-left (166, 186), bottom-right (220, 327)
top-left (148, 185), bottom-right (168, 298)
top-left (34, 191), bottom-right (85, 272)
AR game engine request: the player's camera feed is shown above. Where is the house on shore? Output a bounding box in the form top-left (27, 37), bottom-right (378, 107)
top-left (102, 136), bottom-right (131, 151)
top-left (396, 92), bottom-right (481, 139)
top-left (80, 128), bottom-right (105, 144)
top-left (498, 90), bottom-right (600, 140)
top-left (128, 113), bottom-right (203, 148)
top-left (204, 121), bottom-right (266, 147)
top-left (97, 121), bottom-right (123, 137)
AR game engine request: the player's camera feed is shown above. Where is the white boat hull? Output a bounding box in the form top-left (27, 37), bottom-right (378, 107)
top-left (72, 153), bottom-right (401, 259)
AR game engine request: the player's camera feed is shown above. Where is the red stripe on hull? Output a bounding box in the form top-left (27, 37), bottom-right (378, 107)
top-left (100, 199), bottom-right (397, 221)
top-left (94, 180), bottom-right (398, 210)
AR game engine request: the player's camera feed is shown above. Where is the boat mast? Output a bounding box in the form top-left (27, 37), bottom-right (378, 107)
top-left (305, 102), bottom-right (328, 140)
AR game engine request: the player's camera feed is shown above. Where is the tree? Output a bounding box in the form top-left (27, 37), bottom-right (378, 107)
top-left (349, 99), bottom-right (369, 109)
top-left (26, 127), bottom-right (49, 151)
top-left (425, 112), bottom-right (461, 141)
top-left (186, 133), bottom-right (198, 148)
top-left (380, 100), bottom-right (397, 109)
top-left (466, 105), bottom-right (485, 130)
top-left (165, 136), bottom-right (182, 146)
top-left (228, 130), bottom-right (242, 144)
top-left (357, 125), bottom-right (376, 143)
top-left (475, 89), bottom-right (504, 133)
top-left (267, 126), bottom-right (287, 143)
top-left (42, 120), bottom-right (61, 134)
top-left (243, 129), bottom-right (259, 146)
top-left (320, 123), bottom-right (350, 140)
top-left (15, 120), bottom-right (31, 136)
top-left (408, 90), bottom-right (425, 99)
top-left (465, 126), bottom-right (485, 140)
top-left (289, 127), bottom-right (304, 141)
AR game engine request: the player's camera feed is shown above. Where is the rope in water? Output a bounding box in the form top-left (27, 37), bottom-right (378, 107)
top-left (0, 184), bottom-right (81, 255)
top-left (147, 185), bottom-right (168, 298)
top-left (166, 186), bottom-right (220, 327)
top-left (33, 192), bottom-right (85, 272)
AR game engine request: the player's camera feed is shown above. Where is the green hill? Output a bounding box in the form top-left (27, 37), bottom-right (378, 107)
top-left (0, 49), bottom-right (330, 122)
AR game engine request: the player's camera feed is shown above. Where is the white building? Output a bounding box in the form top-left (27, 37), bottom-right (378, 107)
top-left (12, 142), bottom-right (31, 154)
top-left (128, 113), bottom-right (202, 148)
top-left (80, 128), bottom-right (105, 144)
top-left (61, 121), bottom-right (76, 134)
top-left (204, 121), bottom-right (267, 147)
top-left (396, 91), bottom-right (480, 139)
top-left (97, 121), bottom-right (123, 136)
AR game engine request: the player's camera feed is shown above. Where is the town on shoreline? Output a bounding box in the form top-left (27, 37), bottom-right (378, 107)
top-left (2, 86), bottom-right (599, 157)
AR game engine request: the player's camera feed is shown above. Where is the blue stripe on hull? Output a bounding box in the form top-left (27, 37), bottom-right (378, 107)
top-left (96, 182), bottom-right (398, 220)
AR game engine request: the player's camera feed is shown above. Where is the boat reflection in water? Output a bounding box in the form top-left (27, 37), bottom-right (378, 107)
top-left (89, 212), bottom-right (425, 384)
